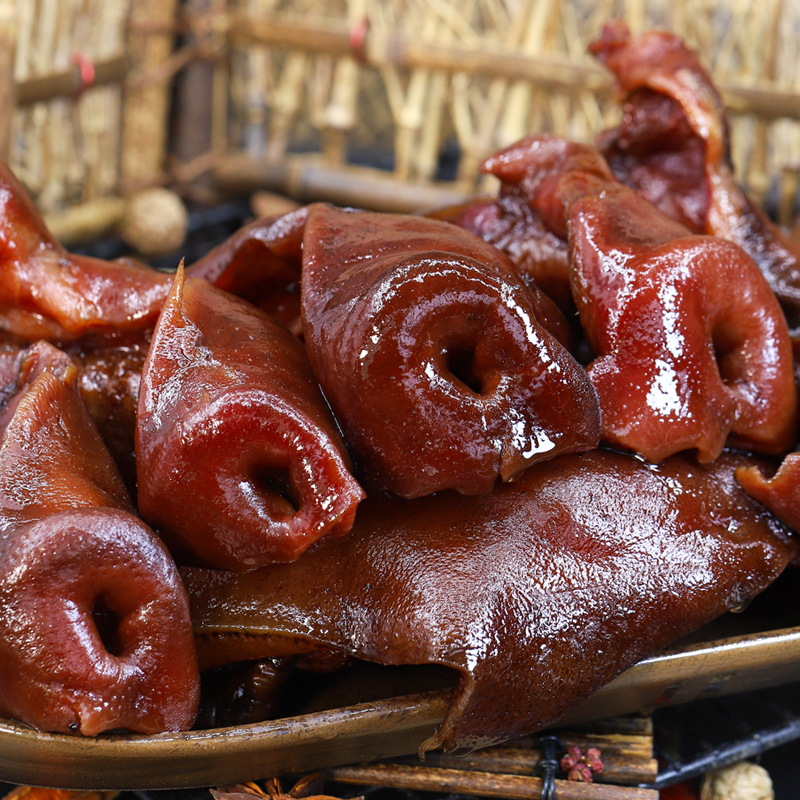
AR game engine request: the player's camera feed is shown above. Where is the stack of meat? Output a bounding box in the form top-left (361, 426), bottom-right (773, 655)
top-left (1, 21), bottom-right (799, 753)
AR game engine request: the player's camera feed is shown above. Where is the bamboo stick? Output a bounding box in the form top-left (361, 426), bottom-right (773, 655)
top-left (379, 5), bottom-right (440, 182)
top-left (122, 0), bottom-right (179, 191)
top-left (327, 763), bottom-right (658, 800)
top-left (43, 196), bottom-right (127, 246)
top-left (213, 152), bottom-right (469, 213)
top-left (496, 0), bottom-right (554, 148)
top-left (321, 0), bottom-right (366, 166)
top-left (0, 0), bottom-right (16, 163)
top-left (33, 0), bottom-right (66, 212)
top-left (395, 740), bottom-right (658, 786)
top-left (225, 13), bottom-right (800, 121)
top-left (211, 0), bottom-right (229, 154)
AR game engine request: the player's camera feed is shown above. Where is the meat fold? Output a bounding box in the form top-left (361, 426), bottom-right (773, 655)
top-left (492, 135), bottom-right (797, 462)
top-left (184, 448), bottom-right (795, 753)
top-left (136, 264), bottom-right (364, 571)
top-left (591, 21), bottom-right (800, 327)
top-left (0, 162), bottom-right (171, 341)
top-left (427, 194), bottom-right (573, 313)
top-left (736, 454), bottom-right (800, 533)
top-left (188, 208), bottom-right (307, 336)
top-left (300, 203), bottom-right (601, 498)
top-left (64, 333), bottom-right (150, 493)
top-left (0, 158), bottom-right (307, 342)
top-left (0, 341), bottom-right (199, 734)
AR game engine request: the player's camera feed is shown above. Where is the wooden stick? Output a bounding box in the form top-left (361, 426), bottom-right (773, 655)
top-left (396, 743), bottom-right (658, 786)
top-left (171, 0), bottom-right (215, 179)
top-left (43, 196), bottom-right (127, 246)
top-left (213, 153), bottom-right (470, 213)
top-left (14, 55), bottom-right (128, 107)
top-left (225, 13), bottom-right (800, 121)
top-left (327, 763), bottom-right (658, 800)
top-left (121, 0), bottom-right (179, 191)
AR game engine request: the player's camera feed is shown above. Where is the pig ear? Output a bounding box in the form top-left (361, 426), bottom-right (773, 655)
top-left (529, 142), bottom-right (797, 463)
top-left (736, 455), bottom-right (800, 533)
top-left (591, 23), bottom-right (800, 321)
top-left (0, 164), bottom-right (174, 341)
top-left (300, 203), bottom-right (601, 498)
top-left (183, 447), bottom-right (795, 752)
top-left (588, 22), bottom-right (724, 153)
top-left (137, 273), bottom-right (364, 571)
top-left (0, 341), bottom-right (199, 735)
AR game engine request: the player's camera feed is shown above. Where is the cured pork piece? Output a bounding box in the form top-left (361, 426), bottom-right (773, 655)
top-left (137, 265), bottom-right (364, 571)
top-left (0, 162), bottom-right (171, 341)
top-left (64, 334), bottom-right (150, 493)
top-left (428, 194), bottom-right (573, 313)
top-left (0, 331), bottom-right (146, 495)
top-left (736, 455), bottom-right (800, 532)
top-left (184, 448), bottom-right (795, 753)
top-left (0, 341), bottom-right (199, 734)
top-left (495, 135), bottom-right (796, 462)
top-left (301, 203), bottom-right (600, 498)
top-left (0, 160), bottom-right (307, 342)
top-left (189, 208), bottom-right (307, 336)
top-left (591, 21), bottom-right (800, 325)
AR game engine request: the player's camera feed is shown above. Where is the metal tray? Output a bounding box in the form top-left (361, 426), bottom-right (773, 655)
top-left (2, 567), bottom-right (800, 792)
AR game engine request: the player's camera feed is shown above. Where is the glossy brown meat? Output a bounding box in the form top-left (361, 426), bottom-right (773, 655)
top-left (591, 21), bottom-right (800, 325)
top-left (736, 454), bottom-right (800, 532)
top-left (0, 160), bottom-right (310, 342)
top-left (0, 332), bottom-right (146, 494)
top-left (184, 448), bottom-right (794, 753)
top-left (0, 341), bottom-right (199, 734)
top-left (301, 203), bottom-right (600, 498)
top-left (0, 162), bottom-right (172, 341)
top-left (428, 193), bottom-right (573, 313)
top-left (63, 334), bottom-right (149, 493)
top-left (136, 265), bottom-right (365, 571)
top-left (188, 208), bottom-right (307, 336)
top-left (504, 135), bottom-right (797, 462)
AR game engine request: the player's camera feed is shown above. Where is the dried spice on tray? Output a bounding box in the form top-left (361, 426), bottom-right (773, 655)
top-left (0, 20), bottom-right (799, 762)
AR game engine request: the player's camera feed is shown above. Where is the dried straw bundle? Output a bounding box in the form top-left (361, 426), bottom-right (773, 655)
top-left (223, 0), bottom-right (800, 215)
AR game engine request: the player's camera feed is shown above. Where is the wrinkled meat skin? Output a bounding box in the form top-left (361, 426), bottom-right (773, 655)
top-left (189, 208), bottom-right (307, 336)
top-left (0, 342), bottom-right (199, 734)
top-left (429, 193), bottom-right (573, 313)
top-left (184, 448), bottom-right (795, 753)
top-left (0, 163), bottom-right (171, 341)
top-left (301, 203), bottom-right (600, 498)
top-left (0, 160), bottom-right (307, 342)
top-left (136, 266), bottom-right (364, 571)
top-left (0, 331), bottom-right (145, 493)
top-left (592, 21), bottom-right (800, 324)
top-left (64, 334), bottom-right (149, 494)
top-left (736, 455), bottom-right (800, 532)
top-left (597, 89), bottom-right (710, 232)
top-left (498, 135), bottom-right (797, 462)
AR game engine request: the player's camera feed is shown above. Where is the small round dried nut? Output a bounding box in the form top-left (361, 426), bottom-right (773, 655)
top-left (121, 188), bottom-right (188, 257)
top-left (700, 762), bottom-right (773, 800)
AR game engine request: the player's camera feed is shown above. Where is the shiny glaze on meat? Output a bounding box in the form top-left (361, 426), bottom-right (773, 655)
top-left (0, 342), bottom-right (199, 734)
top-left (184, 448), bottom-right (795, 753)
top-left (136, 265), bottom-right (364, 571)
top-left (301, 203), bottom-right (600, 498)
top-left (592, 20), bottom-right (800, 326)
top-left (487, 135), bottom-right (797, 462)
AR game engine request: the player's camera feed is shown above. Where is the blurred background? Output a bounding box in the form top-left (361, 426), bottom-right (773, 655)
top-left (4, 2), bottom-right (800, 796)
top-left (3, 0), bottom-right (800, 256)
